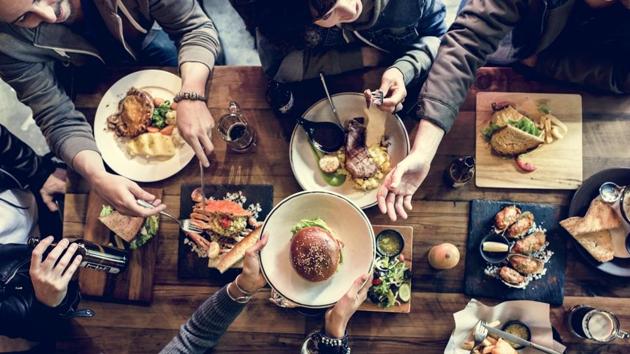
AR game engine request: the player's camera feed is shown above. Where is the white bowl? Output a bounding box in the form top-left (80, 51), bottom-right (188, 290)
top-left (289, 93), bottom-right (410, 209)
top-left (259, 190), bottom-right (375, 308)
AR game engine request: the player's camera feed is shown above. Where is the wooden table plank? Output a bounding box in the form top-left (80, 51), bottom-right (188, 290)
top-left (57, 66), bottom-right (630, 354)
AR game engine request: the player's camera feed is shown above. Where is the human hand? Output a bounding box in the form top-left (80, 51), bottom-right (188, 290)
top-left (176, 100), bottom-right (215, 168)
top-left (29, 236), bottom-right (82, 308)
top-left (90, 171), bottom-right (165, 217)
top-left (377, 151), bottom-right (430, 221)
top-left (40, 168), bottom-right (67, 212)
top-left (234, 232), bottom-right (269, 294)
top-left (324, 273), bottom-right (371, 338)
top-left (372, 67), bottom-right (406, 113)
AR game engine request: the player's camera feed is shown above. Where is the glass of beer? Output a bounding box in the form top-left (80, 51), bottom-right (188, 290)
top-left (567, 305), bottom-right (630, 342)
top-left (217, 101), bottom-right (256, 153)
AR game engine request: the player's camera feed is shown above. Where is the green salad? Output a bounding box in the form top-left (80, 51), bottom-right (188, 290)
top-left (291, 217), bottom-right (332, 235)
top-left (151, 100), bottom-right (173, 129)
top-left (368, 256), bottom-right (412, 308)
top-left (130, 214), bottom-right (159, 250)
top-left (483, 117), bottom-right (541, 140)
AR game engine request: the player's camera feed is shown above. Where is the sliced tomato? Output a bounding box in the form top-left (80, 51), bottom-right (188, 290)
top-left (147, 126), bottom-right (160, 133)
top-left (219, 216), bottom-right (232, 229)
top-left (515, 156), bottom-right (536, 172)
top-left (160, 125), bottom-right (175, 136)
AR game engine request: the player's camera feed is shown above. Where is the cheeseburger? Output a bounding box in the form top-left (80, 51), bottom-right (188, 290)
top-left (290, 218), bottom-right (342, 282)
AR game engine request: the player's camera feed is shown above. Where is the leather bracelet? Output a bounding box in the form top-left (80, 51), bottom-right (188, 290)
top-left (173, 91), bottom-right (207, 103)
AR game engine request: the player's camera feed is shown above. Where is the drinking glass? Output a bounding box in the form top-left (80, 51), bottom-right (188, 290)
top-left (217, 101), bottom-right (256, 153)
top-left (567, 305), bottom-right (630, 342)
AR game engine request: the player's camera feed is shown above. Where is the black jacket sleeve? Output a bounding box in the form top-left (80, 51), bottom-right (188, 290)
top-left (0, 124), bottom-right (57, 193)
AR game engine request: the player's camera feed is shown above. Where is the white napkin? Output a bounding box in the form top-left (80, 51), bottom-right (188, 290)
top-left (444, 299), bottom-right (566, 354)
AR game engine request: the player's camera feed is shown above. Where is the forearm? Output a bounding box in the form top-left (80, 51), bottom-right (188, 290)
top-left (71, 150), bottom-right (107, 183)
top-left (180, 62), bottom-right (210, 95)
top-left (160, 286), bottom-right (246, 354)
top-left (410, 120), bottom-right (445, 162)
top-left (417, 0), bottom-right (525, 132)
top-left (150, 0), bottom-right (220, 71)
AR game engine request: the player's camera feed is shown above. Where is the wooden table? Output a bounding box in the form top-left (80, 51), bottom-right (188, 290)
top-left (59, 66), bottom-right (630, 354)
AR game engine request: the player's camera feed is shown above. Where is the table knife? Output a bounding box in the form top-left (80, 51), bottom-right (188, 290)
top-left (483, 324), bottom-right (563, 354)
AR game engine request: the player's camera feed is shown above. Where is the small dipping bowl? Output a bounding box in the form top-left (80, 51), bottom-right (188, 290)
top-left (375, 229), bottom-right (405, 258)
top-left (479, 233), bottom-right (511, 264)
top-left (501, 320), bottom-right (531, 350)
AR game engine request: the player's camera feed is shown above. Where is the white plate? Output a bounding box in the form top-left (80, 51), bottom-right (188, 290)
top-left (290, 93), bottom-right (410, 209)
top-left (94, 70), bottom-right (195, 182)
top-left (260, 191), bottom-right (375, 308)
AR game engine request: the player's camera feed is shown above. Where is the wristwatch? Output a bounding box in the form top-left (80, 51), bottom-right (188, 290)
top-left (173, 91), bottom-right (207, 103)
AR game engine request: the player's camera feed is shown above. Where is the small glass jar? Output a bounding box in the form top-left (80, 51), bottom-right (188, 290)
top-left (216, 101), bottom-right (256, 153)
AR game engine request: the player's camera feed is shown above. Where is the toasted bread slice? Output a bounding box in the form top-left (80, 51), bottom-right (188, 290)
top-left (560, 198), bottom-right (621, 236)
top-left (490, 124), bottom-right (544, 156)
top-left (214, 226), bottom-right (261, 273)
top-left (99, 211), bottom-right (144, 242)
top-left (573, 230), bottom-right (615, 263)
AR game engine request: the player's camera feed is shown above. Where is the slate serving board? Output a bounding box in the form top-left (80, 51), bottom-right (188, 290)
top-left (464, 200), bottom-right (567, 306)
top-left (177, 184), bottom-right (273, 282)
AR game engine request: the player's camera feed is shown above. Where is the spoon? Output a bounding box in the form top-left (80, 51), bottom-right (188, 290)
top-left (296, 116), bottom-right (345, 153)
top-left (319, 72), bottom-right (343, 126)
top-left (600, 182), bottom-right (625, 203)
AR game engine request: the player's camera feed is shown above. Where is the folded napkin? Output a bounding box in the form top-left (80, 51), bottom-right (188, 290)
top-left (444, 299), bottom-right (566, 354)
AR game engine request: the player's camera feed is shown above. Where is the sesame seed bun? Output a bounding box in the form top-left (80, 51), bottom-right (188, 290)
top-left (290, 226), bottom-right (341, 282)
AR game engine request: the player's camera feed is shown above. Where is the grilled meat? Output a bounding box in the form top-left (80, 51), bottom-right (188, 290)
top-left (495, 205), bottom-right (521, 230)
top-left (499, 266), bottom-right (525, 285)
top-left (509, 255), bottom-right (544, 275)
top-left (107, 88), bottom-right (154, 138)
top-left (344, 117), bottom-right (377, 179)
top-left (512, 230), bottom-right (546, 255)
top-left (506, 212), bottom-right (535, 239)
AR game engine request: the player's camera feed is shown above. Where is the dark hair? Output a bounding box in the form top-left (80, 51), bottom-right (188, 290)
top-left (232, 0), bottom-right (337, 49)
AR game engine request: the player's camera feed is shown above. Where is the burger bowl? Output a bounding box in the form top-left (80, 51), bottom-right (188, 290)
top-left (260, 190), bottom-right (375, 308)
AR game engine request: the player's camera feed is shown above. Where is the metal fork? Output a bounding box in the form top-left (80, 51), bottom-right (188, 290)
top-left (136, 199), bottom-right (203, 234)
top-left (471, 320), bottom-right (489, 353)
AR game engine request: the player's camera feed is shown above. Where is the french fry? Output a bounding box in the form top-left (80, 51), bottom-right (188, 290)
top-left (462, 340), bottom-right (474, 350)
top-left (551, 125), bottom-right (564, 140)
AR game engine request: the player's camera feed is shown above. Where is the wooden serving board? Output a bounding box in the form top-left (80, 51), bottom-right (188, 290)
top-left (177, 184), bottom-right (273, 282)
top-left (475, 92), bottom-right (583, 190)
top-left (359, 225), bottom-right (413, 313)
top-left (464, 200), bottom-right (567, 306)
top-left (74, 188), bottom-right (162, 304)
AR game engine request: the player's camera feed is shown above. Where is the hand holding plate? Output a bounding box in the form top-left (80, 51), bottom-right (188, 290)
top-left (324, 273), bottom-right (372, 338)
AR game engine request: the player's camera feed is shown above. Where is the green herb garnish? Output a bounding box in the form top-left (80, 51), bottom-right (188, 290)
top-left (151, 101), bottom-right (172, 129)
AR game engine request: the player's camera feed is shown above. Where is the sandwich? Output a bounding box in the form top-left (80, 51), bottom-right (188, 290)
top-left (99, 205), bottom-right (159, 249)
top-left (484, 103), bottom-right (544, 156)
top-left (191, 199), bottom-right (252, 237)
top-left (290, 218), bottom-right (342, 282)
top-left (560, 197), bottom-right (620, 263)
